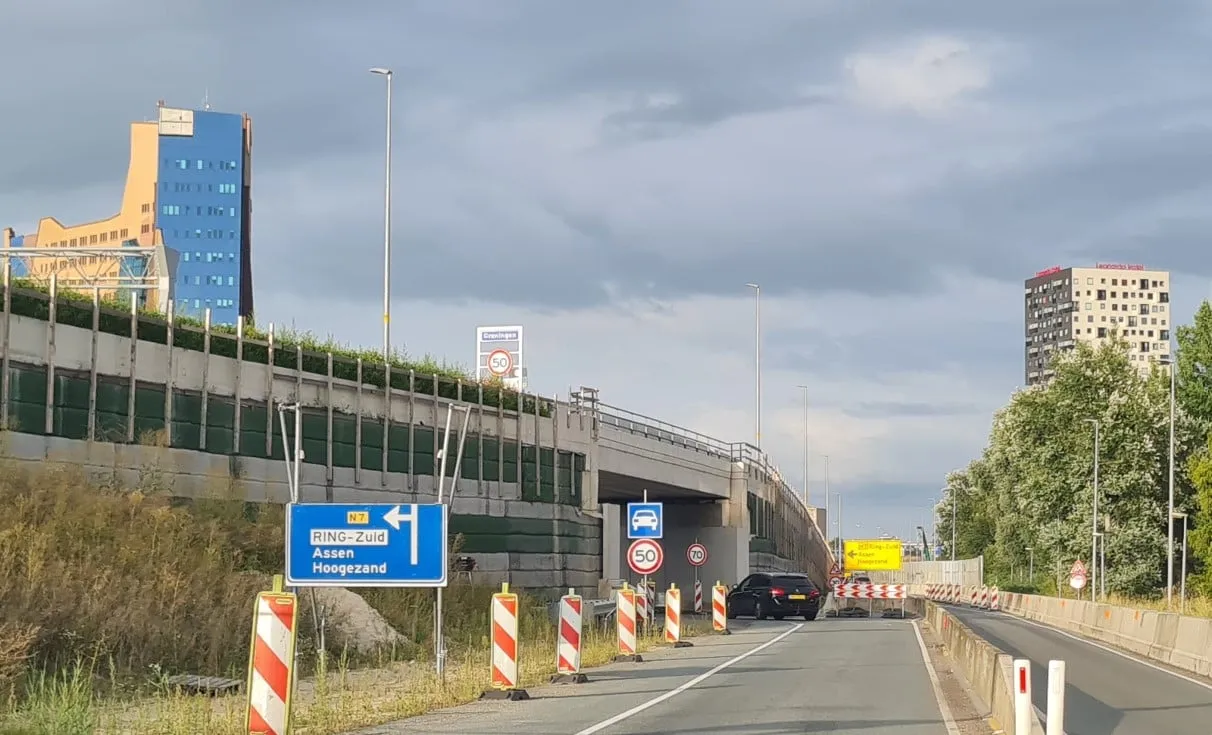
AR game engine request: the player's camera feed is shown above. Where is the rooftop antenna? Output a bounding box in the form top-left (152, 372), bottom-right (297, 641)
top-left (203, 88), bottom-right (211, 111)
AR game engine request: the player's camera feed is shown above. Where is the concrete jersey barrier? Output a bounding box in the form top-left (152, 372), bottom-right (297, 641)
top-left (997, 591), bottom-right (1212, 679)
top-left (915, 598), bottom-right (1044, 734)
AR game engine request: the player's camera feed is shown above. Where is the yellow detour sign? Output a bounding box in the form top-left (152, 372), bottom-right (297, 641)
top-left (843, 539), bottom-right (903, 572)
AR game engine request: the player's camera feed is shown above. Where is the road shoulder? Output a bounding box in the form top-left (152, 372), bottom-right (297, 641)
top-left (918, 617), bottom-right (997, 735)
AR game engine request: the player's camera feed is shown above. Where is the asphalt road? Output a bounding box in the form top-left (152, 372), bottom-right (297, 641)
top-left (352, 617), bottom-right (953, 735)
top-left (945, 605), bottom-right (1212, 734)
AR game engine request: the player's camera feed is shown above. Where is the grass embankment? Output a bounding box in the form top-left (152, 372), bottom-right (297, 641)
top-left (0, 455), bottom-right (700, 734)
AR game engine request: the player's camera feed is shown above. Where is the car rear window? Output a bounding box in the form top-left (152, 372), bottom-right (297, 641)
top-left (773, 575), bottom-right (814, 588)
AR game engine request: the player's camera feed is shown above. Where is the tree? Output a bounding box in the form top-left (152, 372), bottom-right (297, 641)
top-left (1186, 441), bottom-right (1212, 595)
top-left (1176, 301), bottom-right (1212, 429)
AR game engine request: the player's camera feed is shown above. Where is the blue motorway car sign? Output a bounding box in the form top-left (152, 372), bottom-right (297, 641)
top-left (286, 503), bottom-right (448, 587)
top-left (627, 502), bottom-right (664, 539)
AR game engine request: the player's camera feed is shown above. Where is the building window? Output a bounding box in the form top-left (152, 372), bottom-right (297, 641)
top-left (141, 224), bottom-right (150, 234)
top-left (183, 252), bottom-right (191, 262)
top-left (229, 207), bottom-right (236, 217)
top-left (196, 160), bottom-right (204, 170)
top-left (227, 276), bottom-right (235, 286)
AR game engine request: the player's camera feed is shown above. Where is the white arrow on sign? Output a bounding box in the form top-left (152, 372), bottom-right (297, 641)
top-left (382, 504), bottom-right (420, 566)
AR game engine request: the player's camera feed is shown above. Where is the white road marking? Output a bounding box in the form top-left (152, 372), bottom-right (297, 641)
top-left (573, 623), bottom-right (804, 735)
top-left (983, 608), bottom-right (1212, 693)
top-left (912, 619), bottom-right (961, 735)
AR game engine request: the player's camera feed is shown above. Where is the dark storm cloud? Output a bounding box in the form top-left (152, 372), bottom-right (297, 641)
top-left (6, 0), bottom-right (1212, 312)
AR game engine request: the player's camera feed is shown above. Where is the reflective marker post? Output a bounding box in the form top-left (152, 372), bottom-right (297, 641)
top-left (1046, 660), bottom-right (1065, 735)
top-left (1013, 658), bottom-right (1032, 735)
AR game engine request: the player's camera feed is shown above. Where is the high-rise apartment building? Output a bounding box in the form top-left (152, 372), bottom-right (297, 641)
top-left (1024, 263), bottom-right (1172, 386)
top-left (1, 101), bottom-right (253, 325)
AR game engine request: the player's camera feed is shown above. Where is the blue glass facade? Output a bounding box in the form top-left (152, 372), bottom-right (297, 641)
top-left (156, 109), bottom-right (252, 325)
top-left (7, 234), bottom-right (26, 277)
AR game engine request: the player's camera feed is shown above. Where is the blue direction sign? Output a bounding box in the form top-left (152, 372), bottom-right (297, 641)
top-left (286, 503), bottom-right (448, 588)
top-left (627, 502), bottom-right (664, 539)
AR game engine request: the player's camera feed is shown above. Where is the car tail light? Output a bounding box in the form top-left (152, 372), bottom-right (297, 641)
top-left (809, 589), bottom-right (820, 598)
top-left (770, 587), bottom-right (785, 597)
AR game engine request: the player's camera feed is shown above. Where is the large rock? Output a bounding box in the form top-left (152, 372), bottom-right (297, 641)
top-left (307, 587), bottom-right (407, 656)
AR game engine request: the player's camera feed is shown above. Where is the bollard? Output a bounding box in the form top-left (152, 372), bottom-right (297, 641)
top-left (551, 588), bottom-right (588, 684)
top-left (614, 583), bottom-right (642, 662)
top-left (664, 584), bottom-right (694, 648)
top-left (711, 581), bottom-right (730, 635)
top-left (694, 578), bottom-right (703, 613)
top-left (1046, 660), bottom-right (1065, 735)
top-left (480, 583), bottom-right (529, 701)
top-left (245, 577), bottom-right (298, 735)
top-left (1013, 658), bottom-right (1031, 735)
top-left (636, 583), bottom-right (649, 629)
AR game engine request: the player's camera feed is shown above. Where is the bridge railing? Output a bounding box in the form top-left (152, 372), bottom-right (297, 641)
top-left (597, 402), bottom-right (734, 458)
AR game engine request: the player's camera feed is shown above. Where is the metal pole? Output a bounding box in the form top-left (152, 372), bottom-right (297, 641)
top-left (1181, 514), bottom-right (1188, 614)
top-left (370, 67), bottom-right (394, 361)
top-left (746, 283), bottom-right (761, 449)
top-left (1167, 360), bottom-right (1176, 605)
top-left (797, 385), bottom-right (809, 506)
top-left (1028, 548), bottom-right (1034, 584)
top-left (1089, 419), bottom-right (1099, 604)
top-left (292, 404), bottom-right (301, 501)
top-left (434, 403), bottom-right (456, 680)
top-left (1100, 533), bottom-right (1106, 599)
top-left (951, 493), bottom-right (957, 561)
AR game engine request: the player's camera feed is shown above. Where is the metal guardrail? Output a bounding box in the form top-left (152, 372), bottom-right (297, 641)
top-left (547, 598), bottom-right (617, 625)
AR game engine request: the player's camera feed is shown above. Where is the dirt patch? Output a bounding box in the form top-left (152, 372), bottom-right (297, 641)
top-left (919, 619), bottom-right (998, 734)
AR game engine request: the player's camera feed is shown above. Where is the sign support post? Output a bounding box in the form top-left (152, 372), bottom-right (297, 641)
top-left (435, 402), bottom-right (472, 682)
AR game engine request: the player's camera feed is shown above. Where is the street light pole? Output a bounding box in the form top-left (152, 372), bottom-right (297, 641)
top-left (1027, 547), bottom-right (1034, 584)
top-left (1173, 511), bottom-right (1189, 613)
top-left (746, 283), bottom-right (761, 450)
top-left (1085, 418), bottom-right (1100, 603)
top-left (1165, 354), bottom-right (1177, 605)
top-left (951, 491), bottom-right (957, 561)
top-left (369, 67), bottom-right (393, 361)
top-left (797, 385), bottom-right (809, 506)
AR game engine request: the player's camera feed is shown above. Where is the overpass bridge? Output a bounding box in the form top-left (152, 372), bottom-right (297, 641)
top-left (0, 272), bottom-right (832, 596)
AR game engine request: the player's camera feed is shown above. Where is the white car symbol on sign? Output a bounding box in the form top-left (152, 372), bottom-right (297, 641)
top-left (632, 509), bottom-right (659, 530)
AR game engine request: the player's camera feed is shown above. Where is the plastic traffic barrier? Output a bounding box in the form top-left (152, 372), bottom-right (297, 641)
top-left (245, 576), bottom-right (298, 735)
top-left (614, 584), bottom-right (642, 662)
top-left (480, 583), bottom-right (529, 701)
top-left (712, 581), bottom-right (729, 634)
top-left (551, 588), bottom-right (588, 684)
top-left (664, 583), bottom-right (693, 648)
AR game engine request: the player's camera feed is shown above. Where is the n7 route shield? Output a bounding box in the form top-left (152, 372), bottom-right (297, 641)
top-left (286, 502), bottom-right (448, 587)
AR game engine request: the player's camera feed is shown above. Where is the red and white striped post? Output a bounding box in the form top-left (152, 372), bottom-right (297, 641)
top-left (1013, 658), bottom-right (1032, 735)
top-left (711, 581), bottom-right (729, 634)
top-left (694, 578), bottom-right (703, 613)
top-left (245, 576), bottom-right (298, 735)
top-left (635, 583), bottom-right (649, 629)
top-left (552, 588), bottom-right (588, 684)
top-left (991, 586), bottom-right (1001, 611)
top-left (664, 583), bottom-right (693, 648)
top-left (614, 584), bottom-right (641, 662)
top-left (481, 583), bottom-right (529, 701)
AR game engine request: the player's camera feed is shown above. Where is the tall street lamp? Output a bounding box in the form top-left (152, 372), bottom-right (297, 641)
top-left (1160, 354), bottom-right (1177, 605)
top-left (369, 67), bottom-right (393, 361)
top-left (796, 384), bottom-right (809, 506)
top-left (1085, 418), bottom-right (1100, 603)
top-left (950, 489), bottom-right (957, 561)
top-left (746, 283), bottom-right (761, 449)
top-left (1027, 546), bottom-right (1034, 584)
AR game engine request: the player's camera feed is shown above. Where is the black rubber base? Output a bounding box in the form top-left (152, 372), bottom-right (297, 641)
top-left (550, 673), bottom-right (590, 684)
top-left (612, 654), bottom-right (643, 663)
top-left (479, 688), bottom-right (530, 701)
top-left (715, 629), bottom-right (732, 635)
top-left (671, 640), bottom-right (694, 648)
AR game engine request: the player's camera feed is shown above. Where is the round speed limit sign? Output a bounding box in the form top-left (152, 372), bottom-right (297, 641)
top-left (686, 542), bottom-right (708, 567)
top-left (627, 539), bottom-right (664, 575)
top-left (487, 349), bottom-right (513, 377)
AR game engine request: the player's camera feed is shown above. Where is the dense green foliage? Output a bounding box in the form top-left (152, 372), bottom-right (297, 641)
top-left (939, 303), bottom-right (1212, 597)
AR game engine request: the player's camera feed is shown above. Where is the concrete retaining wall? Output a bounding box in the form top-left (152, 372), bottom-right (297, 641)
top-left (998, 591), bottom-right (1212, 679)
top-left (915, 598), bottom-right (1043, 734)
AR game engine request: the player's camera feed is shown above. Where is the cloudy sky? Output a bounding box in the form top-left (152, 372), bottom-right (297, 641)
top-left (5, 0), bottom-right (1212, 540)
